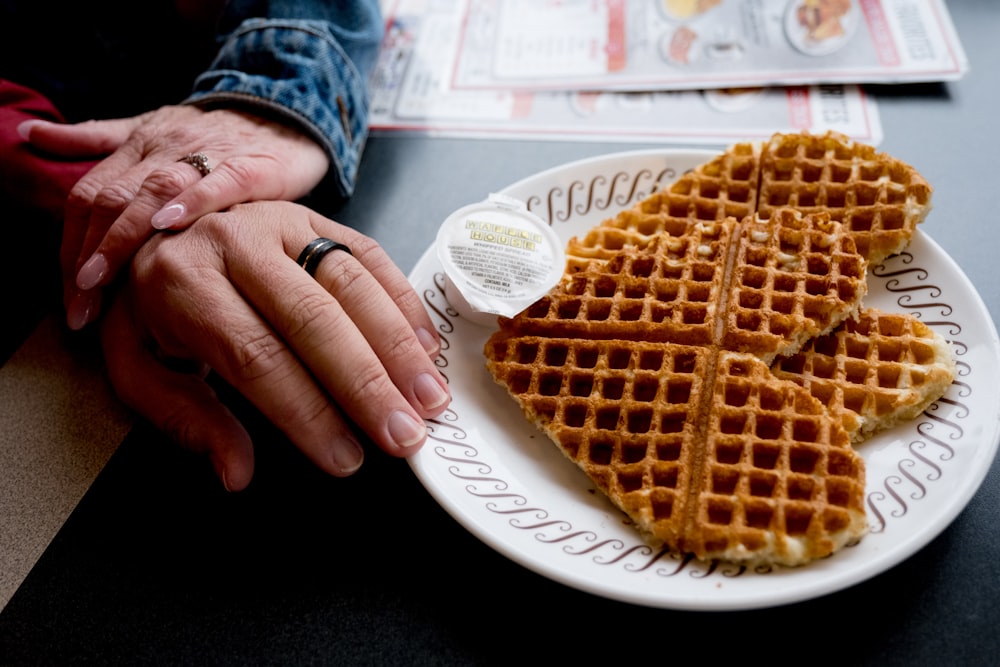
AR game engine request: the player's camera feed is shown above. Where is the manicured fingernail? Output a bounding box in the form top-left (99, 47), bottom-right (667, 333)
top-left (332, 437), bottom-right (364, 475)
top-left (415, 327), bottom-right (439, 356)
top-left (414, 372), bottom-right (449, 411)
top-left (16, 119), bottom-right (44, 141)
top-left (388, 410), bottom-right (426, 449)
top-left (66, 291), bottom-right (95, 331)
top-left (151, 203), bottom-right (185, 229)
top-left (76, 253), bottom-right (108, 290)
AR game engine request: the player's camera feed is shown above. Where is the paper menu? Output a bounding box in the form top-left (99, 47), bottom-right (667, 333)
top-left (370, 0), bottom-right (882, 145)
top-left (449, 0), bottom-right (967, 92)
top-left (489, 0), bottom-right (627, 79)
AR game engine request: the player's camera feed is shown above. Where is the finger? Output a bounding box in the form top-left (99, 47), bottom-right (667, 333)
top-left (19, 116), bottom-right (139, 158)
top-left (101, 288), bottom-right (256, 491)
top-left (341, 227), bottom-right (444, 359)
top-left (81, 153), bottom-right (299, 290)
top-left (62, 142), bottom-right (146, 294)
top-left (302, 235), bottom-right (451, 419)
top-left (291, 208), bottom-right (443, 358)
top-left (76, 160), bottom-right (206, 291)
top-left (258, 255), bottom-right (438, 457)
top-left (137, 245), bottom-right (368, 477)
top-left (224, 216), bottom-right (450, 457)
top-left (149, 150), bottom-right (327, 232)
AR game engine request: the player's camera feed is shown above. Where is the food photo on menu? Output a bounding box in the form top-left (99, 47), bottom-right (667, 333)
top-left (446, 0), bottom-right (966, 92)
top-left (370, 0), bottom-right (965, 145)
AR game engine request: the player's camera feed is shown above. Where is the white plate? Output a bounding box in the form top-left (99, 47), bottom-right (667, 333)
top-left (407, 149), bottom-right (1000, 611)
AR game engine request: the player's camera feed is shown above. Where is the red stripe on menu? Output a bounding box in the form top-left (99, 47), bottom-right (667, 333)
top-left (607, 0), bottom-right (627, 72)
top-left (859, 0), bottom-right (901, 67)
top-left (786, 86), bottom-right (812, 129)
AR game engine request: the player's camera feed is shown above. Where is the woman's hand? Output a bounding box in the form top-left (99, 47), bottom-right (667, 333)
top-left (19, 104), bottom-right (329, 330)
top-left (100, 201), bottom-right (449, 491)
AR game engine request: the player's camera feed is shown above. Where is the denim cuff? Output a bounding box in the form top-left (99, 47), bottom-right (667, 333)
top-left (185, 19), bottom-right (372, 197)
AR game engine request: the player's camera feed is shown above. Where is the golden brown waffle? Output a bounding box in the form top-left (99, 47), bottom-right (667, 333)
top-left (684, 350), bottom-right (866, 564)
top-left (757, 132), bottom-right (933, 265)
top-left (485, 210), bottom-right (870, 566)
top-left (565, 140), bottom-right (759, 273)
top-left (485, 326), bottom-right (867, 566)
top-left (724, 209), bottom-right (867, 361)
top-left (485, 333), bottom-right (867, 565)
top-left (565, 131), bottom-right (932, 270)
top-left (771, 308), bottom-right (956, 442)
top-left (514, 217), bottom-right (732, 349)
top-left (483, 132), bottom-right (951, 567)
top-left (532, 210), bottom-right (867, 363)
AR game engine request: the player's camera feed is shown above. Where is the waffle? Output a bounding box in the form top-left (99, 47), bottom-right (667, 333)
top-left (485, 210), bottom-right (870, 566)
top-left (541, 210), bottom-right (867, 362)
top-left (566, 131), bottom-right (932, 270)
top-left (486, 333), bottom-right (866, 565)
top-left (771, 308), bottom-right (957, 442)
top-left (724, 209), bottom-right (867, 361)
top-left (565, 140), bottom-right (760, 273)
top-left (483, 132), bottom-right (951, 567)
top-left (758, 132), bottom-right (933, 264)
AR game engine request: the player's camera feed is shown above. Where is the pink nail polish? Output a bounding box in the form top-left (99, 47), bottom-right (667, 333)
top-left (16, 119), bottom-right (43, 141)
top-left (66, 292), bottom-right (94, 331)
top-left (76, 253), bottom-right (108, 290)
top-left (151, 203), bottom-right (185, 229)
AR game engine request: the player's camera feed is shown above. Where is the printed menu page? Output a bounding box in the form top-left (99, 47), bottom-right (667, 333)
top-left (370, 0), bottom-right (882, 145)
top-left (448, 0), bottom-right (967, 92)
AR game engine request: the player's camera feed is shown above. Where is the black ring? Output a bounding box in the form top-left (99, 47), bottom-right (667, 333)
top-left (296, 237), bottom-right (353, 277)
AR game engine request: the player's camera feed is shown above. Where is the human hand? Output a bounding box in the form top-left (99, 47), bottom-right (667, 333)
top-left (18, 104), bottom-right (329, 330)
top-left (0, 79), bottom-right (97, 220)
top-left (100, 201), bottom-right (449, 491)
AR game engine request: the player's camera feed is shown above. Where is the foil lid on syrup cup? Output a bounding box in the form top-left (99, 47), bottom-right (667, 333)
top-left (435, 193), bottom-right (565, 327)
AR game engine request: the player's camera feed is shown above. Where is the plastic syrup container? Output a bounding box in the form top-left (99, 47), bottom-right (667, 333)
top-left (435, 193), bottom-right (565, 327)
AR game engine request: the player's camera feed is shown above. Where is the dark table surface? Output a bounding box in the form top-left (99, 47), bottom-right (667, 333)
top-left (2, 3), bottom-right (998, 665)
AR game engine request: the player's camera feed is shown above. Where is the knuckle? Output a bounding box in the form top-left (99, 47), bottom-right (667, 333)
top-left (217, 156), bottom-right (262, 190)
top-left (272, 387), bottom-right (332, 433)
top-left (158, 407), bottom-right (206, 455)
top-left (66, 179), bottom-right (100, 209)
top-left (198, 208), bottom-right (242, 243)
top-left (324, 254), bottom-right (368, 295)
top-left (345, 235), bottom-right (381, 262)
top-left (229, 328), bottom-right (289, 384)
top-left (91, 182), bottom-right (135, 213)
top-left (377, 325), bottom-right (419, 369)
top-left (282, 289), bottom-right (333, 339)
top-left (140, 167), bottom-right (190, 198)
top-left (337, 361), bottom-right (389, 410)
top-left (133, 235), bottom-right (188, 282)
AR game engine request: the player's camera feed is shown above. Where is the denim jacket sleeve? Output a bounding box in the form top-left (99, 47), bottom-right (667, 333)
top-left (184, 1), bottom-right (383, 198)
